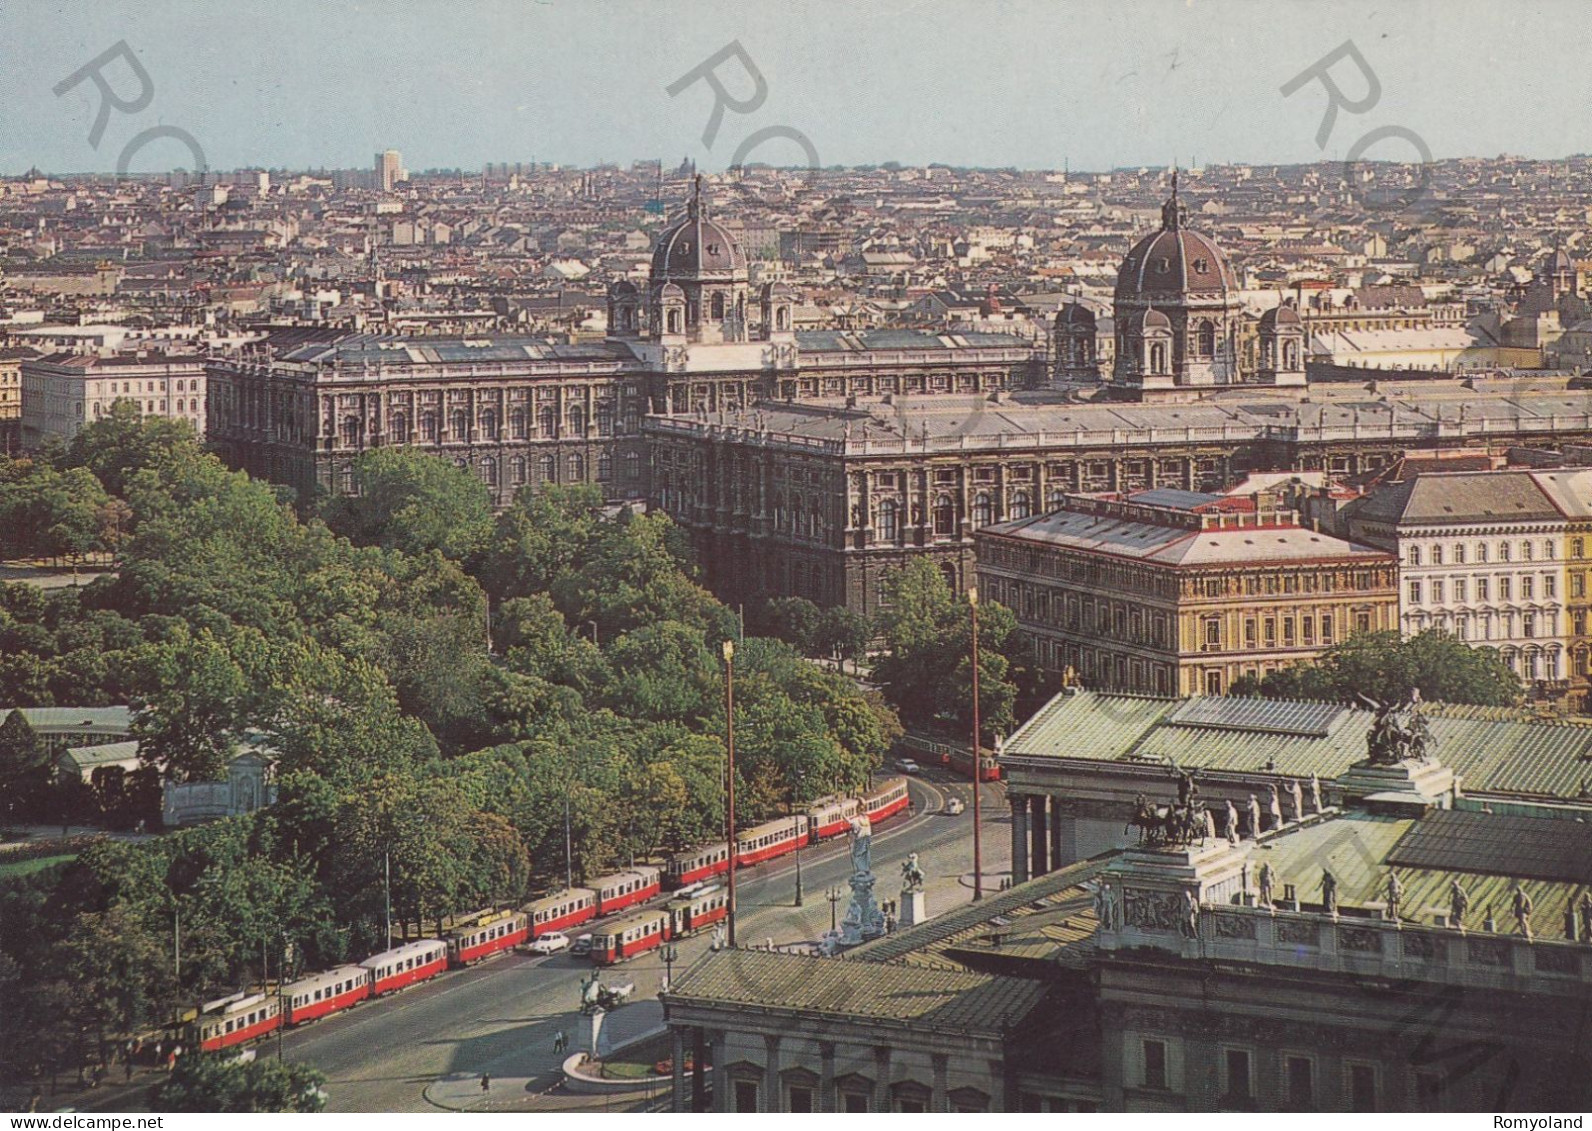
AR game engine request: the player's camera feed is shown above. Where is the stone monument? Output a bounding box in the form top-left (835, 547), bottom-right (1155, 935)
top-left (899, 851), bottom-right (927, 928)
top-left (839, 816), bottom-right (886, 944)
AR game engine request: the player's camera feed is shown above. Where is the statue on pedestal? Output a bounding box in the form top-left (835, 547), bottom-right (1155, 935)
top-left (1289, 779), bottom-right (1304, 822)
top-left (900, 852), bottom-right (925, 894)
top-left (1513, 882), bottom-right (1534, 939)
top-left (1267, 784), bottom-right (1283, 831)
top-left (1449, 879), bottom-right (1470, 930)
top-left (1321, 869), bottom-right (1338, 916)
top-left (1257, 862), bottom-right (1274, 908)
top-left (1385, 872), bottom-right (1403, 921)
top-left (840, 815), bottom-right (885, 944)
top-left (1247, 793), bottom-right (1263, 839)
top-left (1309, 773), bottom-right (1323, 814)
top-left (1225, 799), bottom-right (1240, 845)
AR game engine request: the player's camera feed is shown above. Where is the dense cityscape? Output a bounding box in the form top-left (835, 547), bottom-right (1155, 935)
top-left (2, 13), bottom-right (1592, 1117)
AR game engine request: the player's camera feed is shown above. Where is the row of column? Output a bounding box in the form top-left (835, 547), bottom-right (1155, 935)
top-left (669, 1026), bottom-right (953, 1112)
top-left (1009, 793), bottom-right (1065, 885)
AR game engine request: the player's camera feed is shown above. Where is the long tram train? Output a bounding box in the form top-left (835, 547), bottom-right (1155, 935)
top-left (182, 776), bottom-right (913, 1050)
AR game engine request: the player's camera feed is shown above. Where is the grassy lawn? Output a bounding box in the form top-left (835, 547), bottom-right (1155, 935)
top-left (599, 1032), bottom-right (674, 1079)
top-left (0, 854), bottom-right (77, 879)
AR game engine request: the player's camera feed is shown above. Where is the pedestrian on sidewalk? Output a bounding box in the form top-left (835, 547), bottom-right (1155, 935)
top-left (480, 1073), bottom-right (491, 1093)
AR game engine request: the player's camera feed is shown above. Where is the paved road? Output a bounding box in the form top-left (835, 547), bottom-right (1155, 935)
top-left (301, 771), bottom-right (1007, 1112)
top-left (67, 771), bottom-right (1009, 1113)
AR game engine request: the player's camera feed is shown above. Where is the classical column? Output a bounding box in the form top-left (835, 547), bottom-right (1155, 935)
top-left (692, 1027), bottom-right (707, 1112)
top-left (1030, 795), bottom-right (1049, 877)
top-left (931, 1053), bottom-right (949, 1113)
top-left (873, 1045), bottom-right (892, 1113)
top-left (1010, 796), bottom-right (1030, 884)
top-left (1049, 795), bottom-right (1065, 869)
top-left (672, 1027), bottom-right (687, 1112)
top-left (764, 1034), bottom-right (781, 1113)
top-left (819, 1041), bottom-right (836, 1113)
top-left (711, 1030), bottom-right (729, 1111)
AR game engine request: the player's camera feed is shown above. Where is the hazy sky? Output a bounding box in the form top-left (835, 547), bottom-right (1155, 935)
top-left (4, 0), bottom-right (1587, 174)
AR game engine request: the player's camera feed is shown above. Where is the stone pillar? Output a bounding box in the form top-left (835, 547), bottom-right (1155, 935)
top-left (764, 1034), bottom-right (781, 1113)
top-left (931, 1052), bottom-right (949, 1113)
top-left (1049, 795), bottom-right (1065, 869)
top-left (672, 1027), bottom-right (687, 1112)
top-left (873, 1045), bottom-right (892, 1113)
top-left (819, 1041), bottom-right (836, 1113)
top-left (711, 1030), bottom-right (729, 1111)
top-left (1011, 796), bottom-right (1030, 885)
top-left (1030, 795), bottom-right (1049, 877)
top-left (692, 1027), bottom-right (707, 1112)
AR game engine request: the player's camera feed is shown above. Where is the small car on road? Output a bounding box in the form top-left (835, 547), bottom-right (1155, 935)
top-left (945, 796), bottom-right (966, 816)
top-left (569, 933), bottom-right (594, 956)
top-left (526, 932), bottom-right (571, 955)
top-left (895, 757), bottom-right (921, 774)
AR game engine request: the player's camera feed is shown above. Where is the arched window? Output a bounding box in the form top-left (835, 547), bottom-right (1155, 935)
top-left (667, 308), bottom-right (682, 334)
top-left (1454, 543), bottom-right (1466, 564)
top-left (776, 306), bottom-right (790, 331)
top-left (1408, 546), bottom-right (1422, 566)
top-left (480, 408), bottom-right (497, 439)
top-left (596, 406), bottom-right (614, 436)
top-left (933, 495), bottom-right (956, 537)
top-left (1499, 542), bottom-right (1511, 562)
top-left (480, 457), bottom-right (498, 486)
top-left (451, 409), bottom-right (468, 440)
top-left (390, 411), bottom-right (407, 441)
top-left (1048, 488), bottom-right (1066, 511)
top-left (711, 292), bottom-right (725, 320)
top-left (510, 407), bottom-right (527, 439)
top-left (341, 416), bottom-right (361, 448)
top-left (1477, 542), bottom-right (1488, 563)
top-left (1149, 342), bottom-right (1167, 373)
top-left (540, 407), bottom-right (558, 438)
top-left (625, 451), bottom-right (641, 480)
top-left (1010, 491), bottom-right (1031, 520)
top-left (1522, 541), bottom-right (1533, 562)
top-left (878, 499), bottom-right (899, 542)
top-left (972, 493), bottom-right (993, 528)
top-left (510, 455), bottom-right (526, 485)
top-left (569, 407), bottom-right (586, 436)
top-left (597, 452), bottom-right (612, 481)
top-left (568, 453), bottom-right (584, 480)
top-left (540, 454), bottom-right (556, 482)
top-left (1283, 340), bottom-right (1299, 368)
top-left (421, 412), bottom-right (438, 442)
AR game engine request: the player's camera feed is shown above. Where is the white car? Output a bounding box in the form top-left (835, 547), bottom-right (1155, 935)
top-left (527, 932), bottom-right (571, 955)
top-left (895, 758), bottom-right (922, 774)
top-left (945, 796), bottom-right (966, 816)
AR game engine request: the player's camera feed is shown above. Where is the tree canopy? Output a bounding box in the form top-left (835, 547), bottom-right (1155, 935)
top-left (1229, 629), bottom-right (1523, 706)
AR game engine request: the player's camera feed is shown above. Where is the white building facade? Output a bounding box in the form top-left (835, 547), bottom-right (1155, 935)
top-left (22, 352), bottom-right (208, 446)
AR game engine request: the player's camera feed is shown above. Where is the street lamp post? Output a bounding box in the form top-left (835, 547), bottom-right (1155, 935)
top-left (968, 587), bottom-right (984, 902)
top-left (661, 943), bottom-right (678, 992)
top-left (723, 640), bottom-right (738, 949)
top-left (792, 769), bottom-right (805, 908)
top-left (826, 885), bottom-right (844, 932)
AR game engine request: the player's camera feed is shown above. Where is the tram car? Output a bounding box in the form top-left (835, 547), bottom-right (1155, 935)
top-left (946, 746), bottom-right (1002, 782)
top-left (283, 965), bottom-right (371, 1026)
top-left (666, 886), bottom-right (729, 937)
top-left (590, 908), bottom-right (671, 965)
top-left (446, 909), bottom-right (529, 966)
top-left (360, 938), bottom-right (448, 996)
top-left (525, 887), bottom-right (597, 938)
top-left (805, 794), bottom-right (862, 842)
top-left (591, 866), bottom-right (662, 916)
top-left (734, 814), bottom-right (810, 867)
top-left (665, 841), bottom-right (730, 889)
top-left (190, 990), bottom-right (282, 1052)
top-left (863, 776), bottom-right (912, 824)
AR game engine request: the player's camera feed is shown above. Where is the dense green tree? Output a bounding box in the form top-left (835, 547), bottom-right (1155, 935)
top-left (0, 707), bottom-right (50, 819)
top-left (1231, 629), bottom-right (1521, 706)
top-left (151, 1052), bottom-right (327, 1113)
top-left (62, 400), bottom-right (202, 497)
top-left (321, 447), bottom-right (493, 561)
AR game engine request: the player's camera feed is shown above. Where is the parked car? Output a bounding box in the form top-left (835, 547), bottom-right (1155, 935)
top-left (569, 933), bottom-right (594, 956)
top-left (945, 796), bottom-right (966, 816)
top-left (895, 758), bottom-right (921, 775)
top-left (526, 931), bottom-right (571, 955)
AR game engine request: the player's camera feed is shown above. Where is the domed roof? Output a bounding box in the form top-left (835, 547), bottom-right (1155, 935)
top-left (1549, 247), bottom-right (1575, 273)
top-left (1259, 302), bottom-right (1302, 328)
top-left (1123, 307), bottom-right (1171, 332)
top-left (1115, 175), bottom-right (1238, 303)
top-left (1054, 300), bottom-right (1097, 329)
top-left (650, 177), bottom-right (748, 281)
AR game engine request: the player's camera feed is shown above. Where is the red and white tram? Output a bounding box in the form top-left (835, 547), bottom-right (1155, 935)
top-left (525, 887), bottom-right (597, 938)
top-left (591, 909), bottom-right (671, 964)
top-left (735, 814), bottom-right (810, 867)
top-left (665, 841), bottom-right (729, 889)
top-left (805, 794), bottom-right (862, 842)
top-left (863, 777), bottom-right (911, 824)
top-left (283, 965), bottom-right (371, 1026)
top-left (666, 886), bottom-right (729, 937)
top-left (190, 990), bottom-right (282, 1052)
top-left (446, 910), bottom-right (529, 967)
top-left (361, 938), bottom-right (448, 996)
top-left (592, 866), bottom-right (662, 916)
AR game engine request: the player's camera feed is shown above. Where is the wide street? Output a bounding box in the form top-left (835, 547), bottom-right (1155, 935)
top-left (261, 770), bottom-right (1008, 1112)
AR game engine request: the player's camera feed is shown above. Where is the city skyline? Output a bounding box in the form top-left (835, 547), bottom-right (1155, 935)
top-left (4, 0), bottom-right (1586, 175)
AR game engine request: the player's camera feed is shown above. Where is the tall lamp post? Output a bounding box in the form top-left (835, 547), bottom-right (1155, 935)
top-left (661, 942), bottom-right (678, 992)
top-left (968, 587), bottom-right (984, 902)
top-left (826, 885), bottom-right (844, 932)
top-left (723, 640), bottom-right (738, 948)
